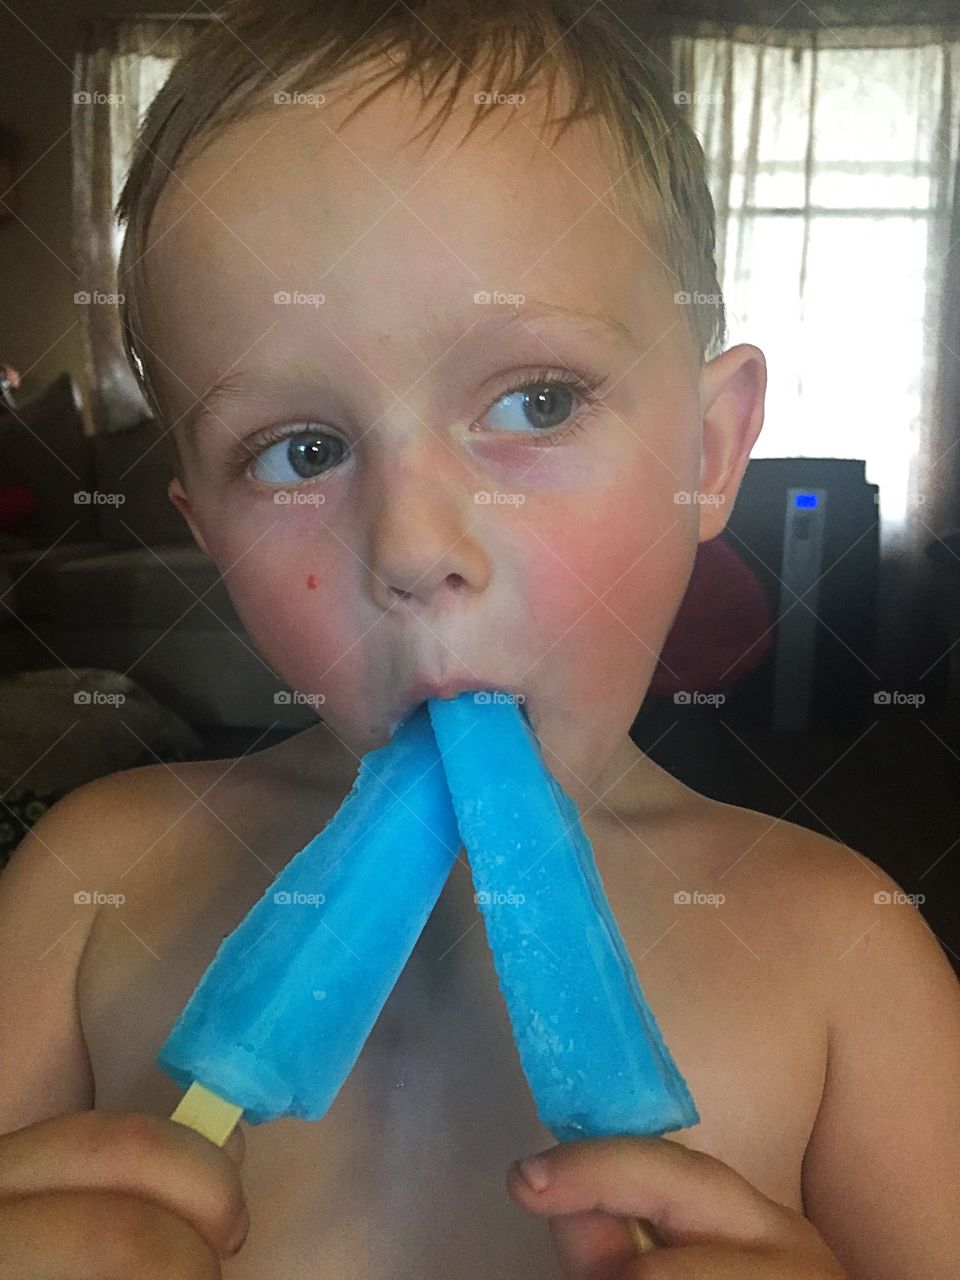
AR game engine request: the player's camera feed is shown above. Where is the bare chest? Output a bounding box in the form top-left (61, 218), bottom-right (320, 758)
top-left (79, 795), bottom-right (826, 1280)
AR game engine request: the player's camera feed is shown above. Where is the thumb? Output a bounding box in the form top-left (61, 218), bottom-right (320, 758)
top-left (507, 1136), bottom-right (787, 1251)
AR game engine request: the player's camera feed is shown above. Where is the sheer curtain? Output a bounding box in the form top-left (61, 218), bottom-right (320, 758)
top-left (667, 21), bottom-right (960, 682)
top-left (72, 16), bottom-right (208, 434)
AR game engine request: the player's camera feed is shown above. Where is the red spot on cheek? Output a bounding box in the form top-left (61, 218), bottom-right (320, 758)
top-left (306, 574), bottom-right (319, 590)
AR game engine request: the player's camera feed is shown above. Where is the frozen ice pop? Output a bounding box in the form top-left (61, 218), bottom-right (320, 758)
top-left (427, 692), bottom-right (700, 1143)
top-left (160, 700), bottom-right (461, 1132)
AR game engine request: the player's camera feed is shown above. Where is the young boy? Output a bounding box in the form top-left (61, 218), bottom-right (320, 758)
top-left (0, 2), bottom-right (957, 1276)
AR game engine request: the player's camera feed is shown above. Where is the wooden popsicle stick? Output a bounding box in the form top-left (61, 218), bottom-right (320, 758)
top-left (170, 1081), bottom-right (243, 1147)
top-left (628, 1215), bottom-right (660, 1253)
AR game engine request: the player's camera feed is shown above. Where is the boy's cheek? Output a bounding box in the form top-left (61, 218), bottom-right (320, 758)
top-left (519, 499), bottom-right (696, 710)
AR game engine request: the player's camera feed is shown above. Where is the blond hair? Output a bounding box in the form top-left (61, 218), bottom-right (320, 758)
top-left (116, 0), bottom-right (725, 453)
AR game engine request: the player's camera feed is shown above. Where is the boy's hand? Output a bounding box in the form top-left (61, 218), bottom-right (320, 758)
top-left (507, 1136), bottom-right (848, 1279)
top-left (0, 1111), bottom-right (248, 1277)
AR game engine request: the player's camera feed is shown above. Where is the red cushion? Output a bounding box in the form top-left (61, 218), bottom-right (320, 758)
top-left (649, 535), bottom-right (774, 695)
top-left (0, 482), bottom-right (38, 531)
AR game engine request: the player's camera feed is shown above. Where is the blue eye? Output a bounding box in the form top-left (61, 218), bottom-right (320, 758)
top-left (478, 366), bottom-right (604, 442)
top-left (484, 382), bottom-right (577, 434)
top-left (250, 430), bottom-right (347, 483)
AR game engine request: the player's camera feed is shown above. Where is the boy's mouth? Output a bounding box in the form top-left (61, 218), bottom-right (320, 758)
top-left (394, 678), bottom-right (529, 731)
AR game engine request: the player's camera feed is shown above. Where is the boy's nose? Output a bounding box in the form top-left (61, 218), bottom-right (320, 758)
top-left (363, 433), bottom-right (492, 609)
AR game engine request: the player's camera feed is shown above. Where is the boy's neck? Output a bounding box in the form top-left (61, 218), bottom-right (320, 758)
top-left (286, 717), bottom-right (690, 828)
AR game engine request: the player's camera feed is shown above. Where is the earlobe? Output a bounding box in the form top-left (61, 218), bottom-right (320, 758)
top-left (167, 476), bottom-right (210, 556)
top-left (696, 343), bottom-right (767, 542)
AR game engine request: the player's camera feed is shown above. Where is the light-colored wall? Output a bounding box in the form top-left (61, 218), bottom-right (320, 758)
top-left (0, 3), bottom-right (197, 420)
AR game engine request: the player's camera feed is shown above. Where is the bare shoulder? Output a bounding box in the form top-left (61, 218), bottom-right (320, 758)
top-left (695, 794), bottom-right (929, 960)
top-left (0, 760), bottom-right (234, 1132)
top-left (44, 723), bottom-right (356, 885)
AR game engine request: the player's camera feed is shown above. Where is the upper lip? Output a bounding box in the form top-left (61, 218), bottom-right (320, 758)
top-left (396, 678), bottom-right (521, 725)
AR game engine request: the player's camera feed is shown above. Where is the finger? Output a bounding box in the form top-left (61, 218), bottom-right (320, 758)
top-left (0, 1189), bottom-right (222, 1279)
top-left (507, 1137), bottom-right (790, 1250)
top-left (548, 1209), bottom-right (638, 1280)
top-left (0, 1112), bottom-right (247, 1261)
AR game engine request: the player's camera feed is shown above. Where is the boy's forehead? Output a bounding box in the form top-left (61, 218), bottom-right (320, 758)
top-left (144, 73), bottom-right (677, 394)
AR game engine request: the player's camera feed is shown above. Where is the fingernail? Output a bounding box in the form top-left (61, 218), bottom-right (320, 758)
top-left (517, 1155), bottom-right (551, 1191)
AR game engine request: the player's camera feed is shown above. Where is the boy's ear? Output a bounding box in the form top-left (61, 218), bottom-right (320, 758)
top-left (167, 476), bottom-right (210, 556)
top-left (696, 342), bottom-right (767, 542)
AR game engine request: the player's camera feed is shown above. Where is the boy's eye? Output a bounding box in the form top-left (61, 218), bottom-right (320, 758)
top-left (250, 431), bottom-right (347, 484)
top-left (482, 381), bottom-right (577, 434)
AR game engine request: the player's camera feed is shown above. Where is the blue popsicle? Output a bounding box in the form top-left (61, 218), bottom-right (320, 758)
top-left (158, 701), bottom-right (461, 1124)
top-left (428, 691), bottom-right (700, 1141)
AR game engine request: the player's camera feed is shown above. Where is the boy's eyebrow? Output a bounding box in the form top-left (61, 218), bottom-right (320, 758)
top-left (180, 300), bottom-right (637, 450)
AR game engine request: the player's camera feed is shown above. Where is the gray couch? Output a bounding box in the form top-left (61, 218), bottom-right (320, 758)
top-left (0, 375), bottom-right (314, 729)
